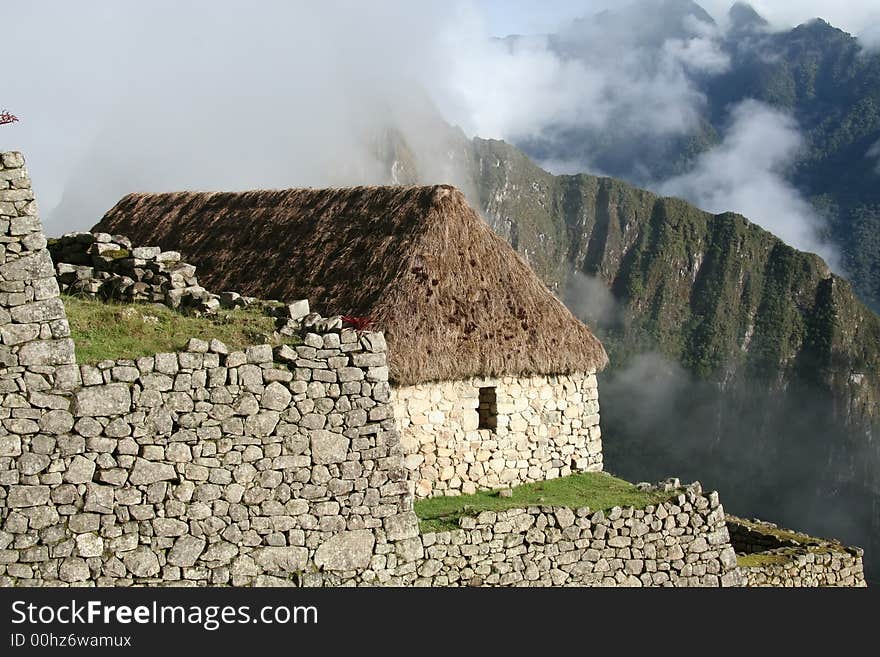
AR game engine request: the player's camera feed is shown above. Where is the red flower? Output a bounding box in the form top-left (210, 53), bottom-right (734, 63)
top-left (341, 315), bottom-right (375, 333)
top-left (0, 110), bottom-right (19, 126)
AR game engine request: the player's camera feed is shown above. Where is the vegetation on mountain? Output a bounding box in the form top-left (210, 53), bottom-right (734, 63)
top-left (454, 135), bottom-right (880, 577)
top-left (515, 3), bottom-right (880, 313)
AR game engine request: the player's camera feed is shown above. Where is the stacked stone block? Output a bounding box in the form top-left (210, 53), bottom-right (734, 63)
top-left (738, 549), bottom-right (866, 587)
top-left (49, 231), bottom-right (236, 314)
top-left (394, 373), bottom-right (603, 498)
top-left (727, 516), bottom-right (866, 587)
top-left (0, 330), bottom-right (414, 586)
top-left (0, 152), bottom-right (77, 392)
top-left (411, 484), bottom-right (743, 587)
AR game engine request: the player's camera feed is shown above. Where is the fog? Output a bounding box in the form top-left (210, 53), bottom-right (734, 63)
top-left (3, 1), bottom-right (876, 248)
top-left (659, 100), bottom-right (840, 269)
top-left (869, 140), bottom-right (880, 174)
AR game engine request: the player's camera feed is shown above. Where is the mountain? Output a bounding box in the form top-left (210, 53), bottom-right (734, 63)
top-left (376, 119), bottom-right (880, 577)
top-left (513, 2), bottom-right (880, 315)
top-left (455, 136), bottom-right (880, 578)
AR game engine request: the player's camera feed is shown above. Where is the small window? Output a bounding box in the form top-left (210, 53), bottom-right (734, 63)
top-left (478, 387), bottom-right (497, 431)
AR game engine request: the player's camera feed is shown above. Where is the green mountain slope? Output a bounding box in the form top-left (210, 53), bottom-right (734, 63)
top-left (451, 137), bottom-right (880, 576)
top-left (516, 3), bottom-right (880, 313)
top-left (465, 137), bottom-right (880, 422)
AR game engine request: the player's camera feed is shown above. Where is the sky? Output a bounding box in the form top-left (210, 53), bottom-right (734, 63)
top-left (478, 0), bottom-right (880, 36)
top-left (1, 0), bottom-right (878, 260)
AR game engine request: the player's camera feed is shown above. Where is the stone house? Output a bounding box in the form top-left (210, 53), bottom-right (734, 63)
top-left (94, 185), bottom-right (608, 496)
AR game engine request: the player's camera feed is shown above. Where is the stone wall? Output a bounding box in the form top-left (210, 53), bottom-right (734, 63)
top-left (0, 327), bottom-right (418, 586)
top-left (727, 516), bottom-right (867, 587)
top-left (393, 373), bottom-right (602, 498)
top-left (738, 549), bottom-right (866, 587)
top-left (0, 152), bottom-right (76, 376)
top-left (410, 484), bottom-right (743, 587)
top-left (48, 231), bottom-right (228, 315)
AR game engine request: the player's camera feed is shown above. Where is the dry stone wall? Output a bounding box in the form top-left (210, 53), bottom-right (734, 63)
top-left (49, 231), bottom-right (233, 314)
top-left (412, 484), bottom-right (743, 587)
top-left (0, 328), bottom-right (416, 586)
top-left (394, 373), bottom-right (602, 498)
top-left (738, 549), bottom-right (866, 587)
top-left (0, 153), bottom-right (76, 375)
top-left (727, 517), bottom-right (866, 587)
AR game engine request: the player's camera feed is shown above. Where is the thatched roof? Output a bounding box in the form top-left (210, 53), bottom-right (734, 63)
top-left (94, 185), bottom-right (608, 385)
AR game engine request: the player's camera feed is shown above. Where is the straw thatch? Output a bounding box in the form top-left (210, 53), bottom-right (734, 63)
top-left (95, 185), bottom-right (608, 385)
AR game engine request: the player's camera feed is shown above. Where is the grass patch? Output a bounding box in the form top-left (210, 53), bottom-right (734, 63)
top-left (414, 472), bottom-right (678, 533)
top-left (727, 515), bottom-right (845, 551)
top-left (63, 295), bottom-right (296, 363)
top-left (737, 552), bottom-right (793, 568)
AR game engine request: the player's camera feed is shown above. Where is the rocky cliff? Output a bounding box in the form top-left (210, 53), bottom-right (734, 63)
top-left (443, 137), bottom-right (880, 578)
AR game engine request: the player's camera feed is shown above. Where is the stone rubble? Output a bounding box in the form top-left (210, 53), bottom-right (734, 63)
top-left (48, 232), bottom-right (256, 315)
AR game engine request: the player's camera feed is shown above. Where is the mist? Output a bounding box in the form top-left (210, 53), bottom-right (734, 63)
top-left (3, 0), bottom-right (874, 264)
top-left (658, 99), bottom-right (840, 269)
top-left (3, 1), bottom-right (487, 234)
top-left (598, 344), bottom-right (880, 580)
top-left (869, 140), bottom-right (880, 174)
top-left (564, 272), bottom-right (624, 331)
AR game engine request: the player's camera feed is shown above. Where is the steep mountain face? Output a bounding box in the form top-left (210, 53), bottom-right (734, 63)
top-left (706, 17), bottom-right (880, 315)
top-left (513, 2), bottom-right (880, 314)
top-left (463, 137), bottom-right (880, 426)
top-left (443, 136), bottom-right (880, 577)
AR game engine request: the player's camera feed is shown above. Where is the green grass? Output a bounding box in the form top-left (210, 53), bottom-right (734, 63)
top-left (737, 552), bottom-right (793, 568)
top-left (63, 295), bottom-right (295, 363)
top-left (414, 472), bottom-right (678, 533)
top-left (728, 516), bottom-right (845, 551)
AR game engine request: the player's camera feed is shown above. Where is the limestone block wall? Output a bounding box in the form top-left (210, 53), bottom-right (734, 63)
top-left (0, 153), bottom-right (76, 378)
top-left (738, 549), bottom-right (866, 587)
top-left (727, 516), bottom-right (867, 587)
top-left (408, 484), bottom-right (744, 587)
top-left (393, 373), bottom-right (602, 498)
top-left (0, 331), bottom-right (417, 586)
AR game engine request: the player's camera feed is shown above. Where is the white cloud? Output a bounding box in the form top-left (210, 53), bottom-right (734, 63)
top-left (868, 140), bottom-right (880, 174)
top-left (701, 1), bottom-right (880, 39)
top-left (2, 0), bottom-right (869, 249)
top-left (5, 1), bottom-right (487, 233)
top-left (446, 2), bottom-right (730, 154)
top-left (664, 34), bottom-right (732, 75)
top-left (659, 100), bottom-right (839, 268)
top-left (565, 272), bottom-right (622, 330)
top-left (861, 22), bottom-right (880, 52)
top-left (3, 0), bottom-right (738, 234)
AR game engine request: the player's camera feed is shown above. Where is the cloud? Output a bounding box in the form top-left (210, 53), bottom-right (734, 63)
top-left (663, 32), bottom-right (732, 75)
top-left (6, 1), bottom-right (487, 234)
top-left (4, 0), bottom-right (738, 235)
top-left (700, 1), bottom-right (880, 40)
top-left (869, 140), bottom-right (880, 174)
top-left (658, 99), bottom-right (839, 269)
top-left (3, 0), bottom-right (870, 249)
top-left (861, 22), bottom-right (880, 51)
top-left (447, 3), bottom-right (733, 181)
top-left (564, 271), bottom-right (623, 331)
